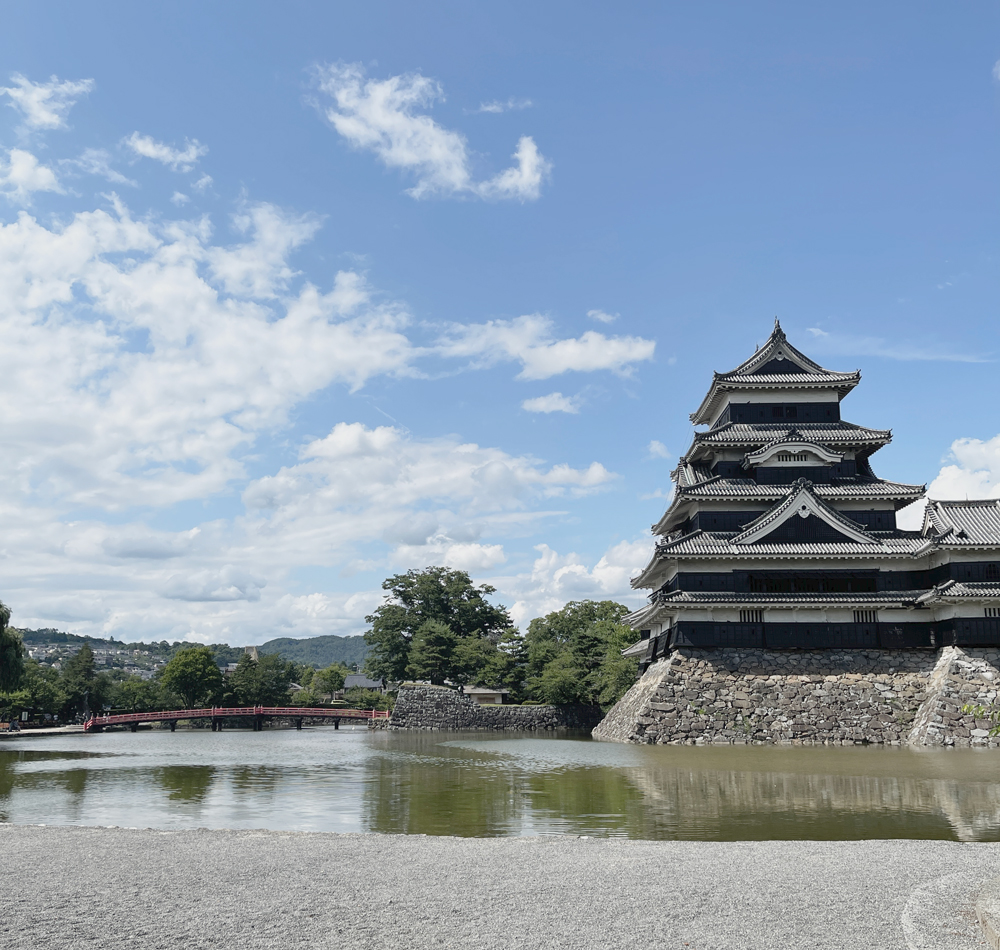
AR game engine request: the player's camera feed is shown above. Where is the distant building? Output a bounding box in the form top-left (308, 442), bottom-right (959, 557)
top-left (462, 686), bottom-right (509, 705)
top-left (344, 674), bottom-right (385, 692)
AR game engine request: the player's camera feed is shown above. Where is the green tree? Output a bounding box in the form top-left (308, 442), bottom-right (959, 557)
top-left (160, 646), bottom-right (224, 708)
top-left (227, 652), bottom-right (295, 706)
top-left (364, 567), bottom-right (513, 683)
top-left (406, 620), bottom-right (459, 685)
top-left (110, 677), bottom-right (162, 713)
top-left (344, 687), bottom-right (393, 711)
top-left (0, 602), bottom-right (25, 692)
top-left (59, 642), bottom-right (112, 718)
top-left (312, 663), bottom-right (347, 697)
top-left (524, 601), bottom-right (635, 706)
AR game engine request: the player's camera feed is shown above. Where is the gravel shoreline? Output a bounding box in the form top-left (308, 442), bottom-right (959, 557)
top-left (2, 826), bottom-right (999, 949)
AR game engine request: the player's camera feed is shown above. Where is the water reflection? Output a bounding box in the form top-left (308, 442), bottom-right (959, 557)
top-left (2, 731), bottom-right (1000, 840)
top-left (158, 766), bottom-right (214, 803)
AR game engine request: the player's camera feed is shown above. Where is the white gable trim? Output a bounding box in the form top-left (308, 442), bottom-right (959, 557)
top-left (733, 483), bottom-right (875, 545)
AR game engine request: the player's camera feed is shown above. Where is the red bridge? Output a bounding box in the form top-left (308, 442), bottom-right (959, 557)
top-left (83, 706), bottom-right (390, 733)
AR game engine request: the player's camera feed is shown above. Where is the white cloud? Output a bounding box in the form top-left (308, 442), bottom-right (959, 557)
top-left (313, 63), bottom-right (551, 201)
top-left (0, 199), bottom-right (417, 512)
top-left (993, 60), bottom-right (1000, 82)
top-left (192, 174), bottom-right (213, 193)
top-left (0, 148), bottom-right (62, 204)
top-left (805, 326), bottom-right (985, 363)
top-left (62, 148), bottom-right (137, 186)
top-left (170, 191), bottom-right (189, 206)
top-left (587, 309), bottom-right (618, 324)
top-left (647, 440), bottom-right (671, 459)
top-left (522, 392), bottom-right (581, 414)
top-left (474, 98), bottom-right (533, 114)
top-left (124, 132), bottom-right (208, 172)
top-left (437, 313), bottom-right (656, 379)
top-left (0, 73), bottom-right (93, 130)
top-left (495, 538), bottom-right (652, 627)
top-left (206, 202), bottom-right (322, 298)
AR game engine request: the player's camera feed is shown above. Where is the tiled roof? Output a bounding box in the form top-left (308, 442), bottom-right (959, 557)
top-left (654, 530), bottom-right (928, 558)
top-left (655, 589), bottom-right (927, 606)
top-left (675, 477), bottom-right (924, 500)
top-left (712, 372), bottom-right (860, 385)
top-left (692, 421), bottom-right (891, 449)
top-left (690, 324), bottom-right (861, 424)
top-left (924, 499), bottom-right (1000, 546)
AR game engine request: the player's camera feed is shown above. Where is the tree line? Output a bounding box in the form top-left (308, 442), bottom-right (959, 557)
top-left (0, 607), bottom-right (373, 721)
top-left (362, 567), bottom-right (640, 706)
top-left (0, 566), bottom-right (641, 720)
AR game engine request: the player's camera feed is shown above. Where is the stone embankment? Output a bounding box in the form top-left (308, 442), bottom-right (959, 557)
top-left (389, 683), bottom-right (603, 732)
top-left (594, 646), bottom-right (1000, 747)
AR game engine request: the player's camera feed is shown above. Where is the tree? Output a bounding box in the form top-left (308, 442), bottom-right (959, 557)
top-left (406, 620), bottom-right (459, 685)
top-left (364, 567), bottom-right (513, 683)
top-left (227, 652), bottom-right (295, 706)
top-left (160, 646), bottom-right (224, 708)
top-left (59, 642), bottom-right (112, 719)
top-left (0, 602), bottom-right (25, 692)
top-left (524, 601), bottom-right (636, 706)
top-left (312, 663), bottom-right (347, 697)
top-left (110, 677), bottom-right (161, 713)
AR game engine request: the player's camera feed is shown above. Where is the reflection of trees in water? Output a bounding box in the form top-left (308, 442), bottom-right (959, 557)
top-left (625, 767), bottom-right (1000, 842)
top-left (229, 767), bottom-right (282, 801)
top-left (0, 754), bottom-right (13, 821)
top-left (363, 754), bottom-right (522, 837)
top-left (521, 768), bottom-right (644, 836)
top-left (157, 766), bottom-right (214, 803)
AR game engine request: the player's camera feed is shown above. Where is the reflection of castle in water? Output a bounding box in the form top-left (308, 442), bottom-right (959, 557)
top-left (624, 763), bottom-right (1000, 842)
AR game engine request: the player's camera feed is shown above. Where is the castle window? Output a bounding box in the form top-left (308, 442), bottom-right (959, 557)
top-left (986, 608), bottom-right (1000, 618)
top-left (987, 564), bottom-right (1000, 581)
top-left (776, 452), bottom-right (808, 463)
top-left (740, 609), bottom-right (764, 624)
top-left (853, 610), bottom-right (878, 624)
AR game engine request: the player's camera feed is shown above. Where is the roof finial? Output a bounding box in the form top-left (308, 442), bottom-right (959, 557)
top-left (774, 316), bottom-right (781, 330)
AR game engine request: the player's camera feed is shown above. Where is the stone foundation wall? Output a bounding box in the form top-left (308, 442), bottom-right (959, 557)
top-left (389, 684), bottom-right (603, 732)
top-left (593, 646), bottom-right (1000, 747)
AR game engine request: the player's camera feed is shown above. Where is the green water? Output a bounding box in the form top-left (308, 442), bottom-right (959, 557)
top-left (3, 727), bottom-right (1000, 840)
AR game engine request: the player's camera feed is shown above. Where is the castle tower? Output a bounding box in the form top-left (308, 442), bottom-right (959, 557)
top-left (625, 321), bottom-right (1000, 669)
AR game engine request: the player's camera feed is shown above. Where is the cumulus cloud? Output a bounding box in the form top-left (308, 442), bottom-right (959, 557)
top-left (124, 132), bottom-right (208, 171)
top-left (522, 392), bottom-right (581, 414)
top-left (437, 314), bottom-right (656, 379)
top-left (647, 440), bottom-right (671, 459)
top-left (0, 73), bottom-right (93, 130)
top-left (494, 538), bottom-right (652, 627)
top-left (474, 98), bottom-right (533, 114)
top-left (0, 148), bottom-right (61, 203)
top-left (587, 309), bottom-right (618, 324)
top-left (313, 63), bottom-right (551, 201)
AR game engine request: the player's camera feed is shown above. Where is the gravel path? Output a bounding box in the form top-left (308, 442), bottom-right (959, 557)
top-left (2, 827), bottom-right (998, 949)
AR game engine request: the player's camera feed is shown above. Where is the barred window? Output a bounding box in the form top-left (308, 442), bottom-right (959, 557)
top-left (740, 609), bottom-right (764, 624)
top-left (986, 607), bottom-right (1000, 618)
top-left (776, 452), bottom-right (808, 463)
top-left (853, 610), bottom-right (878, 624)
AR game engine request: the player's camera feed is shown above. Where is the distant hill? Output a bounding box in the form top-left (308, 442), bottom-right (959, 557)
top-left (260, 635), bottom-right (369, 670)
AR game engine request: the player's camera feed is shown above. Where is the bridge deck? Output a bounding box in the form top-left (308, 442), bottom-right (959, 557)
top-left (84, 706), bottom-right (388, 732)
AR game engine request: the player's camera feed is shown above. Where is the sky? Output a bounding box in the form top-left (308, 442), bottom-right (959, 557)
top-left (0, 1), bottom-right (998, 645)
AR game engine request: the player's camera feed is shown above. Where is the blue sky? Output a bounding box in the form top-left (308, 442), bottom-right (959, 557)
top-left (0, 2), bottom-right (997, 644)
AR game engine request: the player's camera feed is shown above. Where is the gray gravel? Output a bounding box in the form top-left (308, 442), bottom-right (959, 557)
top-left (2, 826), bottom-right (999, 949)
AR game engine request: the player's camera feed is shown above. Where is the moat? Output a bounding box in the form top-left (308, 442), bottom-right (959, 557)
top-left (4, 728), bottom-right (1000, 841)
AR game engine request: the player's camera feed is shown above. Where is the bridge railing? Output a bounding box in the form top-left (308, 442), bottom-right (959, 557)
top-left (83, 706), bottom-right (391, 732)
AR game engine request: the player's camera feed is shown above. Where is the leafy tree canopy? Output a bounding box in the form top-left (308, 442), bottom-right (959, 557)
top-left (160, 646), bottom-right (224, 708)
top-left (0, 601), bottom-right (25, 693)
top-left (364, 567), bottom-right (513, 683)
top-left (226, 652), bottom-right (296, 707)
